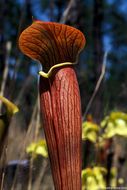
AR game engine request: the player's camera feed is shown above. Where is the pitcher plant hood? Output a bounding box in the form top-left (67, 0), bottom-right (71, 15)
top-left (19, 21), bottom-right (85, 72)
top-left (19, 21), bottom-right (86, 190)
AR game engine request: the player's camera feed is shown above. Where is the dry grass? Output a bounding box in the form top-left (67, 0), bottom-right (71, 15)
top-left (0, 98), bottom-right (54, 189)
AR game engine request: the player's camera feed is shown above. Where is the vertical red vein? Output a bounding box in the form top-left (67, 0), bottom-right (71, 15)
top-left (18, 21), bottom-right (86, 190)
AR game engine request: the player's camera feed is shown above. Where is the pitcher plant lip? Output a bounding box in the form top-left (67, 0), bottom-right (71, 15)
top-left (18, 20), bottom-right (86, 190)
top-left (39, 61), bottom-right (76, 78)
top-left (19, 21), bottom-right (86, 74)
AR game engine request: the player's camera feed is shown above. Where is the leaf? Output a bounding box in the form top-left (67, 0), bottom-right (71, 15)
top-left (0, 95), bottom-right (19, 117)
top-left (82, 121), bottom-right (99, 143)
top-left (82, 168), bottom-right (93, 179)
top-left (0, 96), bottom-right (19, 155)
top-left (100, 116), bottom-right (109, 128)
top-left (101, 111), bottom-right (127, 138)
top-left (0, 96), bottom-right (19, 135)
top-left (103, 122), bottom-right (116, 138)
top-left (26, 139), bottom-right (48, 158)
top-left (86, 176), bottom-right (98, 190)
top-left (110, 112), bottom-right (127, 121)
top-left (82, 167), bottom-right (107, 190)
top-left (110, 167), bottom-right (117, 187)
top-left (0, 119), bottom-right (5, 141)
top-left (86, 131), bottom-right (98, 143)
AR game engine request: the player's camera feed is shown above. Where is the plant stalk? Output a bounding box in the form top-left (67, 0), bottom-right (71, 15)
top-left (39, 66), bottom-right (82, 190)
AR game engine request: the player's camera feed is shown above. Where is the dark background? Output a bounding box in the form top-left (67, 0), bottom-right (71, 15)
top-left (0, 0), bottom-right (127, 189)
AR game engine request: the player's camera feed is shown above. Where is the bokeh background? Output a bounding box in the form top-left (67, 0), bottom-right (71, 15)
top-left (0, 0), bottom-right (127, 189)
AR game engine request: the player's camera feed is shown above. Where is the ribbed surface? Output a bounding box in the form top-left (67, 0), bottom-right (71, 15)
top-left (18, 21), bottom-right (85, 190)
top-left (39, 66), bottom-right (82, 190)
top-left (19, 21), bottom-right (85, 72)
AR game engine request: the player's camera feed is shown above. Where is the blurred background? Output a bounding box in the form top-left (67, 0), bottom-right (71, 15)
top-left (0, 0), bottom-right (127, 189)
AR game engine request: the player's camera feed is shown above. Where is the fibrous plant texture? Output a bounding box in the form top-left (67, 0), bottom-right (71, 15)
top-left (19, 21), bottom-right (85, 190)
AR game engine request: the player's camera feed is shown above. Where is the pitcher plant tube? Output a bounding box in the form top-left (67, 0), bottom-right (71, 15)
top-left (19, 21), bottom-right (86, 190)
